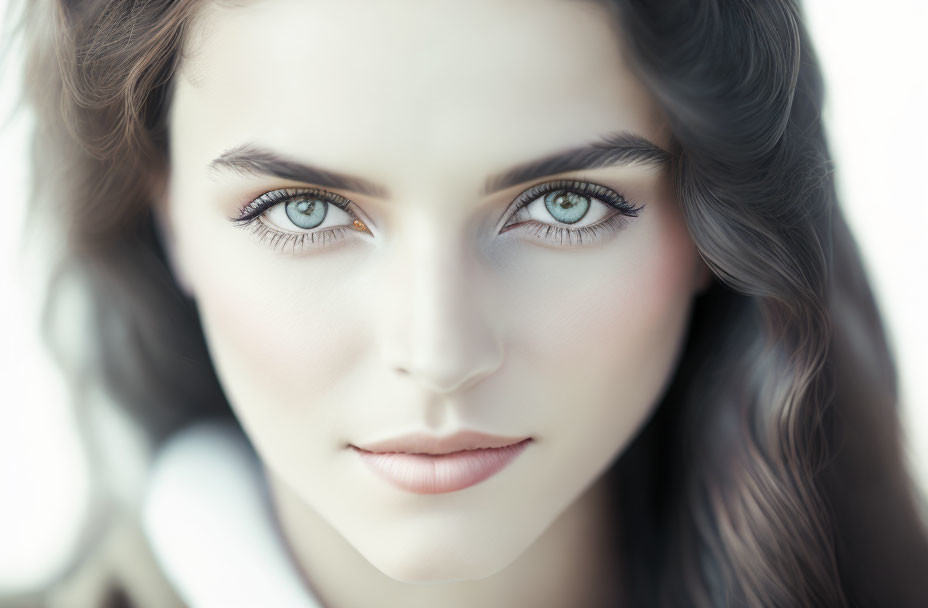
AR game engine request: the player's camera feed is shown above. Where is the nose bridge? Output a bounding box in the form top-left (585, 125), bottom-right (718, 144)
top-left (378, 219), bottom-right (503, 395)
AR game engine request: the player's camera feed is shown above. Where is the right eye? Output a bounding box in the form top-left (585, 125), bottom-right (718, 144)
top-left (230, 188), bottom-right (372, 253)
top-left (263, 194), bottom-right (353, 231)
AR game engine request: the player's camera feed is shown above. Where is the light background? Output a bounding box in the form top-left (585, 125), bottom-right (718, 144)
top-left (0, 0), bottom-right (926, 593)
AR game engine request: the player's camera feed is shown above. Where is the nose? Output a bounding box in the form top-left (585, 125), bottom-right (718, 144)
top-left (376, 221), bottom-right (504, 395)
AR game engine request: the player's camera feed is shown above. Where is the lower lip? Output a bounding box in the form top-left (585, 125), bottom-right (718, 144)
top-left (351, 439), bottom-right (532, 494)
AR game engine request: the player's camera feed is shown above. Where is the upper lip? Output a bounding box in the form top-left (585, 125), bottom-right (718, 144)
top-left (351, 430), bottom-right (531, 455)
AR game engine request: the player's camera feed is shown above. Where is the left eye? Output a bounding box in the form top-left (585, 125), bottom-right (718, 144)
top-left (515, 190), bottom-right (615, 230)
top-left (499, 180), bottom-right (645, 247)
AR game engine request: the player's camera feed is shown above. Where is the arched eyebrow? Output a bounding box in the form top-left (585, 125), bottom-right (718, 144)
top-left (208, 144), bottom-right (389, 198)
top-left (207, 132), bottom-right (671, 198)
top-left (483, 132), bottom-right (671, 194)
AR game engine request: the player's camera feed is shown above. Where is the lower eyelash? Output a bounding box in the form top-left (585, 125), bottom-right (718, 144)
top-left (517, 212), bottom-right (632, 247)
top-left (245, 220), bottom-right (354, 254)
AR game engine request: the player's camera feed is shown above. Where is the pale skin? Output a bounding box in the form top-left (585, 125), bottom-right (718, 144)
top-left (155, 0), bottom-right (712, 606)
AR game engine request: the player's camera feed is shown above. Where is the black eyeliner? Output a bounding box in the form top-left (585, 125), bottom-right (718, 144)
top-left (509, 179), bottom-right (645, 217)
top-left (231, 188), bottom-right (356, 225)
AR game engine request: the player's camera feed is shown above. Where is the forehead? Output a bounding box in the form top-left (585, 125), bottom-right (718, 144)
top-left (173, 0), bottom-right (668, 189)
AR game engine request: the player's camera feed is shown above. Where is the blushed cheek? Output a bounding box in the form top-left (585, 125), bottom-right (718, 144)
top-left (180, 235), bottom-right (364, 423)
top-left (588, 209), bottom-right (696, 408)
top-left (618, 208), bottom-right (697, 346)
top-left (514, 198), bottom-right (698, 440)
top-left (598, 207), bottom-right (695, 369)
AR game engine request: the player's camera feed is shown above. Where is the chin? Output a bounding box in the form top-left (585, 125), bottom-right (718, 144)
top-left (360, 538), bottom-right (525, 584)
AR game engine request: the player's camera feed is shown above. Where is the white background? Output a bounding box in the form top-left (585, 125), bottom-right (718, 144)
top-left (1, 0), bottom-right (926, 593)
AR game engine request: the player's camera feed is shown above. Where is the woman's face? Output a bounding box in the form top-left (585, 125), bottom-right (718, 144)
top-left (160, 0), bottom-right (709, 583)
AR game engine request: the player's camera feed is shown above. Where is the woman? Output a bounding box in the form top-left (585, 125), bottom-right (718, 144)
top-left (7, 0), bottom-right (928, 606)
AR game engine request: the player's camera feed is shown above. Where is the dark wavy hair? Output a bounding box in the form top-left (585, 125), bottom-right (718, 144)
top-left (12, 0), bottom-right (928, 605)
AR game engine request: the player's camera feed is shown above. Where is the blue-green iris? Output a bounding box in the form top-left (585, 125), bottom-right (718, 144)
top-left (544, 191), bottom-right (590, 224)
top-left (285, 198), bottom-right (328, 229)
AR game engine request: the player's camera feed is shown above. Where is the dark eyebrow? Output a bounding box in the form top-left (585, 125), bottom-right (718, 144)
top-left (481, 131), bottom-right (672, 195)
top-left (208, 144), bottom-right (390, 198)
top-left (208, 131), bottom-right (671, 200)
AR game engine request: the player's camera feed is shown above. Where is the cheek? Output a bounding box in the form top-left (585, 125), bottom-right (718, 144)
top-left (172, 213), bottom-right (367, 442)
top-left (506, 198), bottom-right (697, 457)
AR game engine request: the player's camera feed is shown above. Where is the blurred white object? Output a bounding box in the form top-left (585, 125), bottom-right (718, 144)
top-left (0, 4), bottom-right (92, 590)
top-left (142, 420), bottom-right (323, 607)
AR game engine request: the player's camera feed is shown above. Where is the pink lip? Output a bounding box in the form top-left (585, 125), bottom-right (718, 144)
top-left (350, 435), bottom-right (532, 494)
top-left (352, 430), bottom-right (531, 456)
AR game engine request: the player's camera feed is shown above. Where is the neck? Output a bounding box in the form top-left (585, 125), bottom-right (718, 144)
top-left (266, 471), bottom-right (625, 608)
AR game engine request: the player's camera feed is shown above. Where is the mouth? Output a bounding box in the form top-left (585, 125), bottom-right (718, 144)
top-left (350, 436), bottom-right (533, 494)
top-left (350, 429), bottom-right (532, 456)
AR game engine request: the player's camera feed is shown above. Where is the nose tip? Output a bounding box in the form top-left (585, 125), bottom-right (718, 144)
top-left (393, 335), bottom-right (504, 395)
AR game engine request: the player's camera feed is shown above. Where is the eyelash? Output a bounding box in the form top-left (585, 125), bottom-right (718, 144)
top-left (230, 188), bottom-right (362, 254)
top-left (230, 180), bottom-right (645, 254)
top-left (501, 179), bottom-right (645, 247)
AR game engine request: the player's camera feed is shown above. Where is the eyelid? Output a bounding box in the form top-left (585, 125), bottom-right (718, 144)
top-left (507, 178), bottom-right (644, 218)
top-left (494, 178), bottom-right (645, 248)
top-left (229, 187), bottom-right (370, 255)
top-left (231, 187), bottom-right (358, 225)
